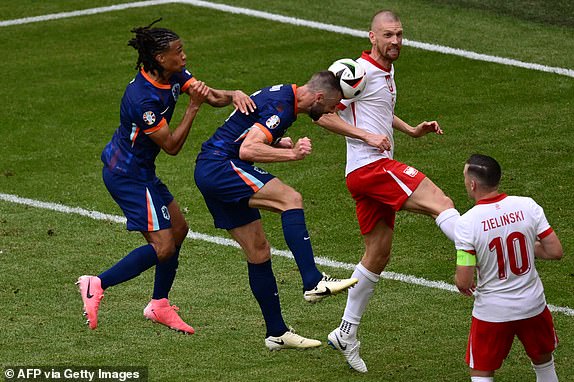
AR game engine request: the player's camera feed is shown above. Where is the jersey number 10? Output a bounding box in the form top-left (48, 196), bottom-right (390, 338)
top-left (489, 231), bottom-right (531, 280)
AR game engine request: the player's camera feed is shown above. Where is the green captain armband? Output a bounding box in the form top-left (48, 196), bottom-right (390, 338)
top-left (456, 250), bottom-right (476, 266)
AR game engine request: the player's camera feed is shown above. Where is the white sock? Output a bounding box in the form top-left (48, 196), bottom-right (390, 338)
top-left (471, 377), bottom-right (493, 382)
top-left (435, 208), bottom-right (460, 242)
top-left (533, 356), bottom-right (558, 382)
top-left (340, 262), bottom-right (380, 339)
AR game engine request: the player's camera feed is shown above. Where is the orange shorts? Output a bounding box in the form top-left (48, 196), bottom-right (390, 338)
top-left (466, 307), bottom-right (558, 371)
top-left (346, 158), bottom-right (426, 234)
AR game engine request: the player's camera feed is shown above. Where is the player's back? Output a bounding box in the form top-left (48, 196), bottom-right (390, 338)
top-left (197, 84), bottom-right (297, 161)
top-left (458, 194), bottom-right (551, 321)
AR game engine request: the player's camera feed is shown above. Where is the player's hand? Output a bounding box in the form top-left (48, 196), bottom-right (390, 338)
top-left (365, 133), bottom-right (391, 152)
top-left (189, 81), bottom-right (209, 106)
top-left (413, 120), bottom-right (443, 137)
top-left (292, 137), bottom-right (312, 160)
top-left (232, 90), bottom-right (256, 115)
top-left (274, 137), bottom-right (294, 149)
top-left (457, 284), bottom-right (476, 297)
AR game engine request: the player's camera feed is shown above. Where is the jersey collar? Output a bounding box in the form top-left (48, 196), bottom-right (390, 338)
top-left (361, 51), bottom-right (392, 73)
top-left (476, 193), bottom-right (507, 205)
top-left (140, 69), bottom-right (171, 90)
top-left (291, 84), bottom-right (298, 117)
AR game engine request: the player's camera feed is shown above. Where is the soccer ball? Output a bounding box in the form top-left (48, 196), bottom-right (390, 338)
top-left (328, 58), bottom-right (367, 99)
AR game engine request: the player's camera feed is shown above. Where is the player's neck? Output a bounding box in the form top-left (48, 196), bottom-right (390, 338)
top-left (295, 85), bottom-right (311, 114)
top-left (146, 69), bottom-right (171, 85)
top-left (369, 51), bottom-right (393, 71)
top-left (474, 190), bottom-right (501, 203)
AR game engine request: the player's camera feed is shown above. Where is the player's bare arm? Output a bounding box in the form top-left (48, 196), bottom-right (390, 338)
top-left (239, 127), bottom-right (311, 163)
top-left (316, 112), bottom-right (391, 152)
top-left (150, 80), bottom-right (209, 155)
top-left (203, 87), bottom-right (256, 114)
top-left (534, 232), bottom-right (564, 260)
top-left (455, 264), bottom-right (476, 297)
top-left (272, 137), bottom-right (294, 149)
top-left (392, 115), bottom-right (444, 137)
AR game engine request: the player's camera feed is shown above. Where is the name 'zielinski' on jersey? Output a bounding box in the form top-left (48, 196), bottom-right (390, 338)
top-left (481, 210), bottom-right (525, 232)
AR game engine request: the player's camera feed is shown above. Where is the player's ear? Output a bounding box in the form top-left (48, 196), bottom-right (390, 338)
top-left (369, 30), bottom-right (376, 44)
top-left (470, 179), bottom-right (477, 192)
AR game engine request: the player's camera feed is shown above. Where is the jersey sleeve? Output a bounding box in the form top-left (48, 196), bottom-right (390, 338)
top-left (455, 214), bottom-right (475, 252)
top-left (529, 198), bottom-right (552, 238)
top-left (138, 100), bottom-right (167, 135)
top-left (179, 68), bottom-right (196, 93)
top-left (252, 86), bottom-right (296, 143)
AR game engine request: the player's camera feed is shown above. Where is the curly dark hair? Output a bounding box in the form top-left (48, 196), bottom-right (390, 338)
top-left (128, 18), bottom-right (180, 75)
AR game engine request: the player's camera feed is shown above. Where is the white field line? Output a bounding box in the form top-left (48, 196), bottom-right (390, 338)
top-left (1, 192), bottom-right (572, 318)
top-left (1, 0), bottom-right (573, 78)
top-left (0, 0), bottom-right (177, 27)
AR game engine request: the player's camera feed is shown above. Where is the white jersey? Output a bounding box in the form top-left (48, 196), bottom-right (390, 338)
top-left (455, 194), bottom-right (553, 322)
top-left (339, 51), bottom-right (397, 176)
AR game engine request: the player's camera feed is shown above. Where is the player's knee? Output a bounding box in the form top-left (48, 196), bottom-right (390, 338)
top-left (434, 194), bottom-right (455, 215)
top-left (282, 188), bottom-right (303, 210)
top-left (425, 182), bottom-right (455, 210)
top-left (173, 221), bottom-right (189, 243)
top-left (247, 238), bottom-right (271, 263)
top-left (442, 195), bottom-right (455, 210)
top-left (254, 237), bottom-right (270, 255)
top-left (153, 241), bottom-right (177, 263)
top-left (530, 352), bottom-right (554, 365)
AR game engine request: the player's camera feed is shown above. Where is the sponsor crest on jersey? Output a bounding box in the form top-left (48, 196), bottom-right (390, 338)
top-left (172, 83), bottom-right (180, 102)
top-left (161, 205), bottom-right (170, 220)
top-left (143, 111), bottom-right (156, 125)
top-left (266, 115), bottom-right (281, 130)
top-left (403, 166), bottom-right (418, 177)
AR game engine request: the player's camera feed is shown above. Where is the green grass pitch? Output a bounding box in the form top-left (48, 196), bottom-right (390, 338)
top-left (1, 1), bottom-right (573, 381)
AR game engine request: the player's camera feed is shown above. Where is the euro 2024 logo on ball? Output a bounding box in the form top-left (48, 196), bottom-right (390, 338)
top-left (328, 58), bottom-right (367, 99)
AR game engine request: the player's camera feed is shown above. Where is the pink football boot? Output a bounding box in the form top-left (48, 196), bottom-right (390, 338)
top-left (143, 298), bottom-right (195, 334)
top-left (76, 275), bottom-right (104, 330)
